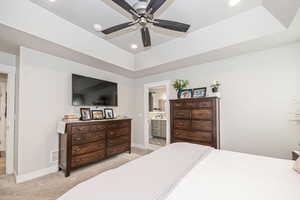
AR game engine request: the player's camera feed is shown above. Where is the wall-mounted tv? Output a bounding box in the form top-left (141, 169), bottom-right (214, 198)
top-left (72, 74), bottom-right (118, 106)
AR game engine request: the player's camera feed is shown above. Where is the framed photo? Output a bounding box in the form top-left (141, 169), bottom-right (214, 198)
top-left (193, 87), bottom-right (207, 98)
top-left (104, 108), bottom-right (114, 119)
top-left (179, 89), bottom-right (193, 99)
top-left (80, 108), bottom-right (91, 121)
top-left (92, 110), bottom-right (104, 120)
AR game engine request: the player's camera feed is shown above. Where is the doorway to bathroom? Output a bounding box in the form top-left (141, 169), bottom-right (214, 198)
top-left (144, 81), bottom-right (171, 150)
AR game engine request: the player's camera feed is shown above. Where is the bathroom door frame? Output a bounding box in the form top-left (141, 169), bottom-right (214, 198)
top-left (0, 64), bottom-right (15, 175)
top-left (144, 80), bottom-right (171, 150)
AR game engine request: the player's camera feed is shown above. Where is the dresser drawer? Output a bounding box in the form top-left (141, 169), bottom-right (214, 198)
top-left (174, 129), bottom-right (212, 142)
top-left (107, 120), bottom-right (130, 129)
top-left (107, 143), bottom-right (129, 157)
top-left (71, 125), bottom-right (90, 134)
top-left (72, 141), bottom-right (105, 156)
top-left (72, 132), bottom-right (105, 145)
top-left (193, 101), bottom-right (212, 108)
top-left (107, 128), bottom-right (129, 138)
top-left (191, 120), bottom-right (213, 131)
top-left (174, 120), bottom-right (191, 129)
top-left (174, 110), bottom-right (190, 119)
top-left (71, 150), bottom-right (105, 168)
top-left (191, 109), bottom-right (212, 120)
top-left (90, 124), bottom-right (106, 131)
top-left (173, 100), bottom-right (212, 108)
top-left (107, 136), bottom-right (129, 147)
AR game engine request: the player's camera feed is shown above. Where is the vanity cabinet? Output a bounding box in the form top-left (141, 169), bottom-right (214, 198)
top-left (151, 120), bottom-right (166, 138)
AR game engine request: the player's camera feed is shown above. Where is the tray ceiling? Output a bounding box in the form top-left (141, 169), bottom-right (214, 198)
top-left (30, 0), bottom-right (262, 53)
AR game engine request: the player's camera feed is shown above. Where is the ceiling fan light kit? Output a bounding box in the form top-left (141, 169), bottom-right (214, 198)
top-left (102, 0), bottom-right (191, 47)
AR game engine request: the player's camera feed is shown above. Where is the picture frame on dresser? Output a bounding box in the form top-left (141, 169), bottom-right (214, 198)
top-left (80, 108), bottom-right (91, 121)
top-left (92, 110), bottom-right (104, 120)
top-left (104, 108), bottom-right (114, 119)
top-left (178, 89), bottom-right (193, 99)
top-left (193, 87), bottom-right (207, 98)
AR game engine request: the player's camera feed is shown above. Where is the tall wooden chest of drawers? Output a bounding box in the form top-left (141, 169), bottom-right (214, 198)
top-left (59, 119), bottom-right (131, 177)
top-left (170, 98), bottom-right (220, 148)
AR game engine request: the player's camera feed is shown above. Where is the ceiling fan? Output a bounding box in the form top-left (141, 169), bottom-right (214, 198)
top-left (102, 0), bottom-right (191, 47)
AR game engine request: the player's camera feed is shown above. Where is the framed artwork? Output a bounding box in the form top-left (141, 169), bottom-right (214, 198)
top-left (104, 108), bottom-right (114, 119)
top-left (179, 89), bottom-right (193, 99)
top-left (92, 110), bottom-right (104, 120)
top-left (80, 108), bottom-right (91, 121)
top-left (193, 87), bottom-right (207, 98)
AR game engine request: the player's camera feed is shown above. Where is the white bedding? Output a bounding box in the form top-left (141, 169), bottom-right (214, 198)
top-left (57, 143), bottom-right (212, 200)
top-left (166, 150), bottom-right (300, 200)
top-left (58, 143), bottom-right (300, 200)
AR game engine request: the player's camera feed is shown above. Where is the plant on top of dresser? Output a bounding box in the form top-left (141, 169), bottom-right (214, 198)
top-left (172, 80), bottom-right (189, 99)
top-left (211, 81), bottom-right (221, 93)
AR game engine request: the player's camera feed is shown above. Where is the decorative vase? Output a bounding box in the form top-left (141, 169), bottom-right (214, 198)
top-left (177, 91), bottom-right (181, 99)
top-left (212, 87), bottom-right (218, 93)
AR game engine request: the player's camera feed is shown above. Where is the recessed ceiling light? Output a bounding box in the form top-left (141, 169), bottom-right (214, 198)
top-left (93, 24), bottom-right (102, 32)
top-left (229, 0), bottom-right (241, 7)
top-left (131, 44), bottom-right (138, 49)
top-left (49, 0), bottom-right (56, 2)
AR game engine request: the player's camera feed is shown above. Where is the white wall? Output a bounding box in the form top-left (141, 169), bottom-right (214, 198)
top-left (16, 47), bottom-right (135, 176)
top-left (134, 42), bottom-right (300, 159)
top-left (0, 51), bottom-right (16, 67)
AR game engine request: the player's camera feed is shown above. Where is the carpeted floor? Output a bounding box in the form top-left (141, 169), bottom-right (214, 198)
top-left (0, 148), bottom-right (151, 200)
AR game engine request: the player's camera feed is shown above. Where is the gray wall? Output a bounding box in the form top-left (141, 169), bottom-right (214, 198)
top-left (133, 42), bottom-right (300, 159)
top-left (16, 47), bottom-right (135, 175)
top-left (0, 51), bottom-right (16, 66)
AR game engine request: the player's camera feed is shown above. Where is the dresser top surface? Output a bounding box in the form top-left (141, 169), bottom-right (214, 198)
top-left (64, 118), bottom-right (132, 125)
top-left (170, 97), bottom-right (220, 102)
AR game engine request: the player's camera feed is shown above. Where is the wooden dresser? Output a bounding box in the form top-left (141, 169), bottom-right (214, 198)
top-left (59, 119), bottom-right (131, 177)
top-left (170, 97), bottom-right (220, 148)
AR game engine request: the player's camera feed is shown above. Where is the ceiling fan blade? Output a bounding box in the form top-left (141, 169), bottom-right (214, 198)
top-left (111, 0), bottom-right (139, 16)
top-left (153, 19), bottom-right (190, 32)
top-left (102, 22), bottom-right (135, 34)
top-left (146, 0), bottom-right (167, 14)
top-left (141, 27), bottom-right (151, 47)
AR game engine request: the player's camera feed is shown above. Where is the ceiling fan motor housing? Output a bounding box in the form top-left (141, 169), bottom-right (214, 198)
top-left (133, 1), bottom-right (148, 15)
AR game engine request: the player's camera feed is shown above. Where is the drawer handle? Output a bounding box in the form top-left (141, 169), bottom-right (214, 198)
top-left (74, 148), bottom-right (80, 152)
top-left (74, 160), bottom-right (80, 163)
top-left (75, 138), bottom-right (81, 141)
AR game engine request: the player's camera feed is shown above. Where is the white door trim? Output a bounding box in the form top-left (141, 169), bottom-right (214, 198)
top-left (0, 64), bottom-right (16, 175)
top-left (144, 80), bottom-right (171, 150)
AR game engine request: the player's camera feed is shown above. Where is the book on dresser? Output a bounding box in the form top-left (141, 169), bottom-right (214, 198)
top-left (170, 97), bottom-right (220, 149)
top-left (58, 119), bottom-right (131, 177)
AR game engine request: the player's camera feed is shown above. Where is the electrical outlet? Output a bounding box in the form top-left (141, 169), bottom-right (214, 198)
top-left (50, 150), bottom-right (59, 163)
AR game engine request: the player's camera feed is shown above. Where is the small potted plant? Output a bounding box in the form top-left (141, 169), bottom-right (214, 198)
top-left (172, 80), bottom-right (189, 99)
top-left (211, 81), bottom-right (221, 93)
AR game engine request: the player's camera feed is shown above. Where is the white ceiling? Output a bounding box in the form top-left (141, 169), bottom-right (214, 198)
top-left (29, 0), bottom-right (262, 53)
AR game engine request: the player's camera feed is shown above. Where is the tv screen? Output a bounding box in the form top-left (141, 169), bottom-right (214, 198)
top-left (72, 74), bottom-right (118, 106)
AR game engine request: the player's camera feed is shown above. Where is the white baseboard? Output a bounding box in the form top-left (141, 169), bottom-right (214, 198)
top-left (132, 143), bottom-right (146, 149)
top-left (16, 165), bottom-right (58, 183)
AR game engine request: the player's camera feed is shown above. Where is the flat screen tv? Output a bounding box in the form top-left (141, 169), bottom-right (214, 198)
top-left (72, 74), bottom-right (118, 106)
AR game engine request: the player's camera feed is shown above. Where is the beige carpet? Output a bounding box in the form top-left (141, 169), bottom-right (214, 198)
top-left (0, 148), bottom-right (151, 200)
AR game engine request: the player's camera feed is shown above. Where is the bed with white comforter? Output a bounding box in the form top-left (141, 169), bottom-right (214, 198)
top-left (57, 143), bottom-right (300, 200)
